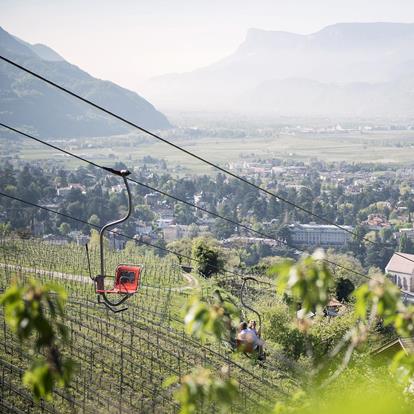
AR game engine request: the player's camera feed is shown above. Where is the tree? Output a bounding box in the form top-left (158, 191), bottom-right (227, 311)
top-left (58, 222), bottom-right (70, 236)
top-left (135, 204), bottom-right (155, 223)
top-left (89, 229), bottom-right (109, 250)
top-left (88, 214), bottom-right (100, 227)
top-left (175, 204), bottom-right (196, 225)
top-left (365, 234), bottom-right (394, 271)
top-left (335, 277), bottom-right (355, 302)
top-left (167, 239), bottom-right (193, 265)
top-left (399, 233), bottom-right (414, 254)
top-left (192, 238), bottom-right (224, 278)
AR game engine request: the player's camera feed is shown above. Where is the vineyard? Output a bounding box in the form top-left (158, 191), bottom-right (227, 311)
top-left (0, 236), bottom-right (290, 413)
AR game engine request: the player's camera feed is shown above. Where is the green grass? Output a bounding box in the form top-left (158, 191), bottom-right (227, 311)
top-left (5, 129), bottom-right (414, 175)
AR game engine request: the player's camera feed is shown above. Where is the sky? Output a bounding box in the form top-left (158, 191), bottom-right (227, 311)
top-left (1, 0), bottom-right (414, 92)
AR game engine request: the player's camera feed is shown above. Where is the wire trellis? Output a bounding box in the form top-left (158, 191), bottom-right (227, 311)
top-left (0, 236), bottom-right (284, 413)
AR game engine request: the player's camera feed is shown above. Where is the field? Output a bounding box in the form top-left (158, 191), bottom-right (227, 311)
top-left (3, 127), bottom-right (414, 175)
top-left (0, 236), bottom-right (289, 413)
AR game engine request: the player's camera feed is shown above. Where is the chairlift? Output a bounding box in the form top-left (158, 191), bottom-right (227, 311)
top-left (85, 168), bottom-right (142, 313)
top-left (236, 277), bottom-right (265, 360)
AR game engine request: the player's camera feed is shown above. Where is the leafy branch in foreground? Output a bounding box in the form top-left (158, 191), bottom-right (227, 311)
top-left (184, 289), bottom-right (239, 342)
top-left (165, 366), bottom-right (239, 414)
top-left (0, 279), bottom-right (75, 400)
top-left (165, 289), bottom-right (241, 413)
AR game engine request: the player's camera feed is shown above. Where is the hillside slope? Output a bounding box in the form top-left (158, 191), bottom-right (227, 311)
top-left (0, 27), bottom-right (171, 138)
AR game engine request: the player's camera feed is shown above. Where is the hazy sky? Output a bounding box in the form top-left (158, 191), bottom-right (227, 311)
top-left (1, 0), bottom-right (414, 92)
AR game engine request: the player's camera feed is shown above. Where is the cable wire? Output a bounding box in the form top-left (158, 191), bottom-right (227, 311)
top-left (0, 120), bottom-right (409, 286)
top-left (0, 122), bottom-right (379, 282)
top-left (0, 190), bottom-right (373, 282)
top-left (0, 55), bottom-right (408, 264)
top-left (0, 122), bottom-right (286, 246)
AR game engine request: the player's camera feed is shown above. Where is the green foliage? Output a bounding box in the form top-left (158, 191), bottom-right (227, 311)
top-left (264, 301), bottom-right (305, 359)
top-left (88, 228), bottom-right (109, 250)
top-left (58, 222), bottom-right (70, 236)
top-left (88, 214), bottom-right (100, 226)
top-left (264, 301), bottom-right (357, 361)
top-left (167, 238), bottom-right (193, 265)
top-left (399, 232), bottom-right (414, 254)
top-left (274, 368), bottom-right (413, 414)
top-left (270, 250), bottom-right (333, 315)
top-left (192, 237), bottom-right (224, 278)
top-left (174, 289), bottom-right (240, 413)
top-left (172, 367), bottom-right (239, 414)
top-left (0, 280), bottom-right (74, 401)
top-left (335, 278), bottom-right (355, 302)
top-left (184, 290), bottom-right (238, 342)
top-left (354, 274), bottom-right (401, 323)
top-left (326, 251), bottom-right (365, 287)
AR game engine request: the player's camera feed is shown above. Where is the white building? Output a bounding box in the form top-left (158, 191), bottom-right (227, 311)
top-left (385, 253), bottom-right (414, 293)
top-left (56, 184), bottom-right (86, 197)
top-left (395, 228), bottom-right (414, 243)
top-left (289, 223), bottom-right (353, 248)
top-left (136, 221), bottom-right (152, 235)
top-left (157, 218), bottom-right (176, 229)
top-left (108, 227), bottom-right (126, 251)
top-left (221, 236), bottom-right (281, 248)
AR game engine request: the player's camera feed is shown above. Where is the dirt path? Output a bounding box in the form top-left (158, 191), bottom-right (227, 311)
top-left (0, 263), bottom-right (199, 292)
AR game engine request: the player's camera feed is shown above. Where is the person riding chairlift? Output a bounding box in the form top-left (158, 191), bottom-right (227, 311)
top-left (248, 320), bottom-right (259, 336)
top-left (237, 321), bottom-right (264, 354)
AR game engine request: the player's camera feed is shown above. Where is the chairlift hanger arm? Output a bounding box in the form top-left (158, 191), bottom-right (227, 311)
top-left (99, 169), bottom-right (132, 278)
top-left (240, 277), bottom-right (263, 336)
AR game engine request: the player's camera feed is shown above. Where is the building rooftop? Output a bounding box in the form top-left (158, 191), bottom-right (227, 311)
top-left (386, 252), bottom-right (414, 275)
top-left (290, 223), bottom-right (353, 231)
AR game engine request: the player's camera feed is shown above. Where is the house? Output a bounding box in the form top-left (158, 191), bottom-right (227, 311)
top-left (136, 221), bottom-right (152, 236)
top-left (162, 225), bottom-right (193, 242)
top-left (68, 231), bottom-right (90, 246)
top-left (110, 184), bottom-right (124, 193)
top-left (157, 218), bottom-right (176, 229)
top-left (363, 214), bottom-right (391, 231)
top-left (57, 184), bottom-right (86, 197)
top-left (385, 253), bottom-right (414, 293)
top-left (107, 227), bottom-right (126, 251)
top-left (289, 223), bottom-right (353, 248)
top-left (325, 298), bottom-right (346, 317)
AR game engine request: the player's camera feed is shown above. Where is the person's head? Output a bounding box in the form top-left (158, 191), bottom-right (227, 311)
top-left (248, 320), bottom-right (256, 329)
top-left (239, 321), bottom-right (248, 331)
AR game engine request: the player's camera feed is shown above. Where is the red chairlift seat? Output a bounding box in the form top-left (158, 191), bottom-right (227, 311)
top-left (95, 265), bottom-right (141, 295)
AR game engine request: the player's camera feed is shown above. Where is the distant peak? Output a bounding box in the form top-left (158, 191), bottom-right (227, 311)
top-left (313, 21), bottom-right (414, 36)
top-left (241, 27), bottom-right (303, 50)
top-left (31, 43), bottom-right (65, 62)
top-left (245, 27), bottom-right (301, 38)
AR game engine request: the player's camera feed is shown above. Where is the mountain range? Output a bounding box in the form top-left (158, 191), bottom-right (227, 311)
top-left (144, 22), bottom-right (414, 117)
top-left (0, 26), bottom-right (170, 139)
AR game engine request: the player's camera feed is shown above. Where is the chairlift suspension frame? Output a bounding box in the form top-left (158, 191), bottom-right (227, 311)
top-left (237, 277), bottom-right (266, 360)
top-left (85, 168), bottom-right (142, 313)
top-left (240, 277), bottom-right (263, 337)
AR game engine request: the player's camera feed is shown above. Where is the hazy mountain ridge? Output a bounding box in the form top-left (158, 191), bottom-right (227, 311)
top-left (145, 22), bottom-right (414, 115)
top-left (0, 26), bottom-right (171, 138)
